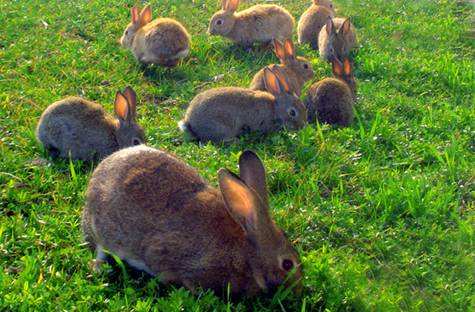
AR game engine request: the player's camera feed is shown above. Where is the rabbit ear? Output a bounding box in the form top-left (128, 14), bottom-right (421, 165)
top-left (224, 0), bottom-right (239, 12)
top-left (239, 150), bottom-right (268, 206)
top-left (340, 18), bottom-right (351, 34)
top-left (140, 5), bottom-right (152, 24)
top-left (273, 67), bottom-right (291, 94)
top-left (131, 6), bottom-right (139, 24)
top-left (114, 91), bottom-right (130, 122)
top-left (332, 58), bottom-right (343, 77)
top-left (123, 86), bottom-right (137, 119)
top-left (273, 39), bottom-right (286, 62)
top-left (263, 67), bottom-right (284, 95)
top-left (219, 169), bottom-right (259, 233)
top-left (343, 58), bottom-right (352, 76)
top-left (325, 17), bottom-right (334, 35)
top-left (284, 39), bottom-right (295, 59)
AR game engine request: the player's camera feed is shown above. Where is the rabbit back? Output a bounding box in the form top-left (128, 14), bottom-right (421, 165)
top-left (297, 5), bottom-right (334, 49)
top-left (305, 78), bottom-right (354, 126)
top-left (133, 18), bottom-right (190, 66)
top-left (181, 87), bottom-right (277, 142)
top-left (230, 5), bottom-right (294, 45)
top-left (36, 97), bottom-right (118, 161)
top-left (83, 145), bottom-right (253, 293)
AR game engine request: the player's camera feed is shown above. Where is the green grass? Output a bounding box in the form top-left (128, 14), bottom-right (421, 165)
top-left (1, 0), bottom-right (474, 310)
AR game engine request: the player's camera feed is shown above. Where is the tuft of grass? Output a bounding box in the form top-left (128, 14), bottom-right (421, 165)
top-left (1, 0), bottom-right (474, 311)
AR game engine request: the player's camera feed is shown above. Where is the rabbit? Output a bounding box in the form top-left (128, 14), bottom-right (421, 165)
top-left (297, 0), bottom-right (336, 50)
top-left (120, 5), bottom-right (191, 67)
top-left (82, 146), bottom-right (302, 297)
top-left (250, 39), bottom-right (314, 96)
top-left (208, 0), bottom-right (294, 48)
top-left (305, 57), bottom-right (356, 126)
top-left (318, 17), bottom-right (357, 62)
top-left (36, 87), bottom-right (145, 162)
top-left (179, 67), bottom-right (307, 143)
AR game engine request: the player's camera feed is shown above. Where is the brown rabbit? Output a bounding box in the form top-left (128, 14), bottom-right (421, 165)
top-left (120, 5), bottom-right (191, 67)
top-left (297, 0), bottom-right (335, 50)
top-left (250, 39), bottom-right (314, 96)
top-left (318, 17), bottom-right (357, 62)
top-left (179, 67), bottom-right (307, 143)
top-left (82, 147), bottom-right (302, 297)
top-left (305, 58), bottom-right (356, 126)
top-left (208, 0), bottom-right (294, 48)
top-left (36, 87), bottom-right (145, 162)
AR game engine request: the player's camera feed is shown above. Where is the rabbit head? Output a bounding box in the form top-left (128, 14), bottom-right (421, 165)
top-left (208, 0), bottom-right (240, 36)
top-left (274, 39), bottom-right (314, 83)
top-left (264, 67), bottom-right (308, 130)
top-left (219, 150), bottom-right (303, 294)
top-left (114, 87), bottom-right (146, 147)
top-left (332, 57), bottom-right (357, 100)
top-left (313, 0), bottom-right (335, 11)
top-left (121, 5), bottom-right (153, 48)
top-left (322, 18), bottom-right (353, 61)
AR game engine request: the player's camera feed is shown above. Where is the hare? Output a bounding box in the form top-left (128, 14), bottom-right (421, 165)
top-left (297, 0), bottom-right (335, 50)
top-left (36, 87), bottom-right (145, 162)
top-left (120, 5), bottom-right (191, 67)
top-left (250, 39), bottom-right (314, 96)
top-left (305, 58), bottom-right (356, 126)
top-left (208, 0), bottom-right (294, 48)
top-left (179, 67), bottom-right (307, 143)
top-left (318, 17), bottom-right (357, 62)
top-left (82, 147), bottom-right (302, 297)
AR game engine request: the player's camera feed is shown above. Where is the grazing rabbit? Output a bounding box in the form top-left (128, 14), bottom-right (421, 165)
top-left (318, 17), bottom-right (357, 62)
top-left (179, 67), bottom-right (307, 143)
top-left (208, 0), bottom-right (294, 48)
top-left (120, 5), bottom-right (191, 67)
top-left (297, 0), bottom-right (335, 50)
top-left (305, 58), bottom-right (356, 126)
top-left (36, 87), bottom-right (145, 162)
top-left (250, 39), bottom-right (314, 96)
top-left (82, 147), bottom-right (302, 297)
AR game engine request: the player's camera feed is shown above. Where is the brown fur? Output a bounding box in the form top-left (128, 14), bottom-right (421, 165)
top-left (82, 146), bottom-right (302, 297)
top-left (297, 2), bottom-right (335, 49)
top-left (208, 1), bottom-right (294, 47)
top-left (250, 39), bottom-right (314, 96)
top-left (121, 5), bottom-right (191, 67)
top-left (305, 58), bottom-right (356, 126)
top-left (319, 17), bottom-right (357, 62)
top-left (36, 88), bottom-right (145, 162)
top-left (179, 68), bottom-right (307, 143)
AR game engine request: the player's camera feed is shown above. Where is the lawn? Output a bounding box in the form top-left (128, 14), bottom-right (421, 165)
top-left (0, 0), bottom-right (474, 311)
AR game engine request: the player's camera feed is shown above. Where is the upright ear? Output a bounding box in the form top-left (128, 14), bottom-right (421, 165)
top-left (239, 150), bottom-right (268, 206)
top-left (340, 18), bottom-right (351, 35)
top-left (131, 6), bottom-right (139, 24)
top-left (219, 169), bottom-right (258, 233)
top-left (263, 67), bottom-right (284, 95)
top-left (273, 39), bottom-right (286, 62)
top-left (284, 39), bottom-right (295, 59)
top-left (343, 58), bottom-right (352, 76)
top-left (139, 5), bottom-right (152, 25)
top-left (325, 17), bottom-right (334, 36)
top-left (114, 91), bottom-right (130, 122)
top-left (332, 58), bottom-right (343, 77)
top-left (273, 67), bottom-right (291, 93)
top-left (225, 0), bottom-right (239, 12)
top-left (123, 86), bottom-right (137, 119)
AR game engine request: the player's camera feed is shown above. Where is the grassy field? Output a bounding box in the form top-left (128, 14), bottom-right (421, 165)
top-left (1, 0), bottom-right (474, 310)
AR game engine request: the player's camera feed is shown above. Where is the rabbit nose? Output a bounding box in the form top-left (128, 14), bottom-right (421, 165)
top-left (265, 281), bottom-right (281, 294)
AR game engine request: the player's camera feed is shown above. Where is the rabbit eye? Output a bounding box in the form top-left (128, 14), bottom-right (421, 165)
top-left (282, 259), bottom-right (294, 271)
top-left (216, 19), bottom-right (223, 26)
top-left (288, 108), bottom-right (297, 118)
top-left (132, 138), bottom-right (141, 146)
top-left (303, 63), bottom-right (309, 69)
